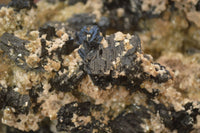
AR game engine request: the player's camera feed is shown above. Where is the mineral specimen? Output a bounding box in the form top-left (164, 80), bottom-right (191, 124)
top-left (0, 0), bottom-right (200, 133)
top-left (77, 26), bottom-right (171, 89)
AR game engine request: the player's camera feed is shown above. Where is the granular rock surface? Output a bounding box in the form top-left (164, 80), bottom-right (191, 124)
top-left (0, 0), bottom-right (200, 133)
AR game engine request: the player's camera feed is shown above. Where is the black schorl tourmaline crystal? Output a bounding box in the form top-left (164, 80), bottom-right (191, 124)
top-left (0, 86), bottom-right (31, 114)
top-left (76, 26), bottom-right (172, 89)
top-left (38, 24), bottom-right (86, 92)
top-left (50, 38), bottom-right (79, 61)
top-left (57, 102), bottom-right (92, 132)
top-left (57, 102), bottom-right (109, 133)
top-left (47, 37), bottom-right (85, 92)
top-left (152, 102), bottom-right (200, 133)
top-left (57, 103), bottom-right (152, 133)
top-left (39, 31), bottom-right (79, 66)
top-left (0, 33), bottom-right (30, 69)
top-left (28, 84), bottom-right (44, 113)
top-left (8, 0), bottom-right (37, 11)
top-left (110, 104), bottom-right (151, 133)
top-left (151, 63), bottom-right (172, 83)
top-left (50, 65), bottom-right (86, 92)
top-left (39, 25), bottom-right (57, 40)
top-left (77, 26), bottom-right (145, 89)
top-left (77, 25), bottom-right (103, 54)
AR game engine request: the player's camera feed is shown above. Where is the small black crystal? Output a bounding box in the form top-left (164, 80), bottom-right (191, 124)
top-left (0, 33), bottom-right (30, 69)
top-left (39, 25), bottom-right (56, 40)
top-left (8, 0), bottom-right (37, 11)
top-left (0, 86), bottom-right (31, 114)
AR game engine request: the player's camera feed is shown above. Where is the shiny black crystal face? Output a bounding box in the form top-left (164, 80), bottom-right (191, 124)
top-left (77, 25), bottom-right (103, 58)
top-left (76, 26), bottom-right (172, 89)
top-left (77, 26), bottom-right (143, 89)
top-left (0, 33), bottom-right (30, 69)
top-left (0, 86), bottom-right (31, 114)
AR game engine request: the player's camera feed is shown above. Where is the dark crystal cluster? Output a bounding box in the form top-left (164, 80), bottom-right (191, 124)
top-left (0, 0), bottom-right (200, 133)
top-left (0, 86), bottom-right (31, 114)
top-left (8, 0), bottom-right (37, 11)
top-left (0, 33), bottom-right (30, 69)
